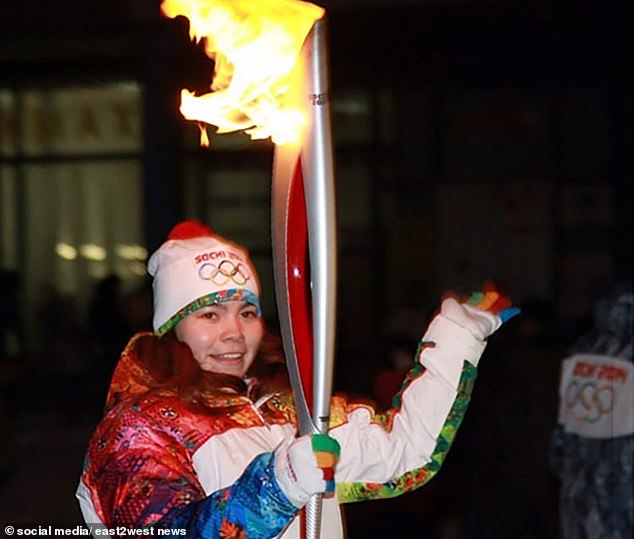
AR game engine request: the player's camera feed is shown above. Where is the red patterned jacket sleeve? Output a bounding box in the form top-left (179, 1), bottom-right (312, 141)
top-left (82, 400), bottom-right (206, 526)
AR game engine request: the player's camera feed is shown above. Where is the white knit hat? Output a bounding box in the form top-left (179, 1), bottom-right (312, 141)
top-left (147, 220), bottom-right (261, 335)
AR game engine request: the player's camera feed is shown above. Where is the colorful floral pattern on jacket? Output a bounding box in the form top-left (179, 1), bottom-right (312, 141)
top-left (81, 332), bottom-right (299, 533)
top-left (83, 388), bottom-right (298, 529)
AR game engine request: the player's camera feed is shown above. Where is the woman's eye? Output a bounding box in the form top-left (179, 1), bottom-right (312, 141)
top-left (201, 311), bottom-right (218, 320)
top-left (241, 309), bottom-right (258, 318)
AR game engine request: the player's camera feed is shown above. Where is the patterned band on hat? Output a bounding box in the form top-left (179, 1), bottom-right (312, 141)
top-left (156, 289), bottom-right (261, 336)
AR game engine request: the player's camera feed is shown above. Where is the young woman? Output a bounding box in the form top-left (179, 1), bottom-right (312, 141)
top-left (77, 220), bottom-right (518, 539)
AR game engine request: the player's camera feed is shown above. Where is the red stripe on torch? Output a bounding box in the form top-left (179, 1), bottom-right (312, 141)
top-left (287, 157), bottom-right (314, 412)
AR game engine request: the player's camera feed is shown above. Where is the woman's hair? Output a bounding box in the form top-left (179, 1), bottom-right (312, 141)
top-left (132, 329), bottom-right (290, 414)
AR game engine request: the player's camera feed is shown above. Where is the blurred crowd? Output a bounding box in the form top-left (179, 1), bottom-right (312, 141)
top-left (0, 272), bottom-right (153, 438)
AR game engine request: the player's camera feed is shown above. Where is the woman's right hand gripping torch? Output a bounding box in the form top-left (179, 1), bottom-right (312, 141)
top-left (275, 433), bottom-right (341, 509)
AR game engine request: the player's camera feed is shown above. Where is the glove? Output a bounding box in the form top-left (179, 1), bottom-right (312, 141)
top-left (440, 284), bottom-right (520, 341)
top-left (274, 433), bottom-right (341, 508)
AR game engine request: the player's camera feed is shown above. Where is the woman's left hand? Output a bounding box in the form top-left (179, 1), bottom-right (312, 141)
top-left (440, 285), bottom-right (520, 341)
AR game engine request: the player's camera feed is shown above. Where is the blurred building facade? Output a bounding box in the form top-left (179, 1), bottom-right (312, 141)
top-left (0, 0), bottom-right (631, 370)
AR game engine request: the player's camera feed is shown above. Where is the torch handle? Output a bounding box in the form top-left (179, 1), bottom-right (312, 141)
top-left (304, 494), bottom-right (324, 538)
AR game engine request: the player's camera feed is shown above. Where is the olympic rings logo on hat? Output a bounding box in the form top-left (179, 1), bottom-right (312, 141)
top-left (198, 260), bottom-right (251, 287)
top-left (564, 381), bottom-right (615, 423)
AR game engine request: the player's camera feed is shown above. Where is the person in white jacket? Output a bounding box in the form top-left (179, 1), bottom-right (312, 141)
top-left (77, 219), bottom-right (519, 539)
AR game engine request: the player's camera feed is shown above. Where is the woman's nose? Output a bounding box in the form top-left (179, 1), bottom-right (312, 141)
top-left (220, 315), bottom-right (244, 341)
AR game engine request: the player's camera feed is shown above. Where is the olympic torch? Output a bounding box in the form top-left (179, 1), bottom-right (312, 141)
top-left (271, 17), bottom-right (337, 539)
top-left (159, 1), bottom-right (337, 537)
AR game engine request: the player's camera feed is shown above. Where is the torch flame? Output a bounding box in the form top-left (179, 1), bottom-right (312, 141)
top-left (161, 0), bottom-right (324, 145)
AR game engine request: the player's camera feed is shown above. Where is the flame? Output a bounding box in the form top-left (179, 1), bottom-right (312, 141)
top-left (161, 0), bottom-right (324, 145)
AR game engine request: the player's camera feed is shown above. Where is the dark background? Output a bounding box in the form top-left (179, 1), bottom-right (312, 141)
top-left (0, 1), bottom-right (631, 538)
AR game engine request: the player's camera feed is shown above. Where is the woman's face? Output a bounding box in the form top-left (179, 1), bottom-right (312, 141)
top-left (174, 300), bottom-right (264, 377)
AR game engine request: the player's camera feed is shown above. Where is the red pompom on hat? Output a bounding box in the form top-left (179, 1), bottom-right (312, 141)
top-left (167, 219), bottom-right (214, 240)
top-left (148, 220), bottom-right (261, 335)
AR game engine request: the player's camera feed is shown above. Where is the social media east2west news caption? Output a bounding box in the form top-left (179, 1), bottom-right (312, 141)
top-left (3, 525), bottom-right (186, 536)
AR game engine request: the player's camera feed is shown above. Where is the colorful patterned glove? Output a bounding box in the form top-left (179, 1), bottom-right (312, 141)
top-left (440, 284), bottom-right (520, 341)
top-left (274, 433), bottom-right (341, 508)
